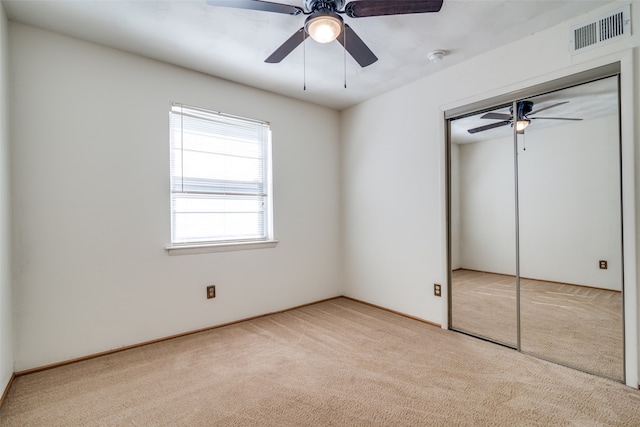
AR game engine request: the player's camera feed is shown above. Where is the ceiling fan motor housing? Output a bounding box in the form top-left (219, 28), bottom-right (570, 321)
top-left (305, 0), bottom-right (345, 12)
top-left (511, 100), bottom-right (534, 119)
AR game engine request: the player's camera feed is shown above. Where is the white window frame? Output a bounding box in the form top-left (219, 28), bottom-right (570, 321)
top-left (166, 103), bottom-right (276, 255)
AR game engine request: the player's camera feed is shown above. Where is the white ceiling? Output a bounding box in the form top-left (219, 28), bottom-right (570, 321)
top-left (2, 0), bottom-right (615, 110)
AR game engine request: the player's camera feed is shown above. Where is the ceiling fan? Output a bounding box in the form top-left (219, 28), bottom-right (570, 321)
top-left (206, 0), bottom-right (444, 67)
top-left (467, 101), bottom-right (583, 134)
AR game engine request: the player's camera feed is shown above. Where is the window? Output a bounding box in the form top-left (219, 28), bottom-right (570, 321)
top-left (169, 103), bottom-right (274, 250)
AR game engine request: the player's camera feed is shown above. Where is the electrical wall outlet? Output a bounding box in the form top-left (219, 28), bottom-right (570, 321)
top-left (206, 285), bottom-right (216, 299)
top-left (434, 283), bottom-right (442, 297)
top-left (599, 260), bottom-right (608, 270)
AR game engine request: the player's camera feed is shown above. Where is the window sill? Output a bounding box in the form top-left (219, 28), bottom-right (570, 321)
top-left (165, 240), bottom-right (279, 256)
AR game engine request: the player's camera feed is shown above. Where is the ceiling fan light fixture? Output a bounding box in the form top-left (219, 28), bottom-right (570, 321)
top-left (305, 13), bottom-right (343, 43)
top-left (516, 119), bottom-right (531, 131)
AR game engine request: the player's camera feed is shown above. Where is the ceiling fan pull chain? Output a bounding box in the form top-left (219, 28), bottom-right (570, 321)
top-left (303, 31), bottom-right (307, 91)
top-left (343, 24), bottom-right (347, 89)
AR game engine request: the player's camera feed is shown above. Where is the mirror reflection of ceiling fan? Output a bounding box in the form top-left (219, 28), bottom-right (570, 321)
top-left (467, 101), bottom-right (583, 134)
top-left (206, 0), bottom-right (444, 67)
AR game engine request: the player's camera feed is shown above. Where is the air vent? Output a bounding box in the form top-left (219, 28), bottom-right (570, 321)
top-left (569, 4), bottom-right (631, 54)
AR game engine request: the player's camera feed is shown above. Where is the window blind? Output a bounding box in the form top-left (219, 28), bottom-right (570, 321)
top-left (170, 103), bottom-right (272, 244)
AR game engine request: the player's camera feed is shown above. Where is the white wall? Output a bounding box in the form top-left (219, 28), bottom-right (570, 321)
top-left (449, 143), bottom-right (460, 270)
top-left (519, 115), bottom-right (622, 289)
top-left (455, 115), bottom-right (622, 290)
top-left (457, 136), bottom-right (516, 276)
top-left (341, 3), bottom-right (639, 384)
top-left (9, 23), bottom-right (342, 371)
top-left (341, 89), bottom-right (443, 319)
top-left (0, 2), bottom-right (13, 394)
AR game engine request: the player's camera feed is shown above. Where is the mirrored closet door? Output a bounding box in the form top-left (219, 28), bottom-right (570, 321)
top-left (447, 72), bottom-right (624, 381)
top-left (448, 106), bottom-right (518, 347)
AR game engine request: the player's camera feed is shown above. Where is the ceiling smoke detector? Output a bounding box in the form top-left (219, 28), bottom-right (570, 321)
top-left (428, 50), bottom-right (446, 63)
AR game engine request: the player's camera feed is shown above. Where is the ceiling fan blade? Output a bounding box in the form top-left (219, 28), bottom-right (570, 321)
top-left (467, 120), bottom-right (511, 134)
top-left (206, 0), bottom-right (303, 15)
top-left (528, 101), bottom-right (569, 116)
top-left (345, 0), bottom-right (443, 18)
top-left (530, 117), bottom-right (583, 121)
top-left (265, 28), bottom-right (308, 63)
top-left (337, 24), bottom-right (378, 67)
top-left (480, 112), bottom-right (512, 120)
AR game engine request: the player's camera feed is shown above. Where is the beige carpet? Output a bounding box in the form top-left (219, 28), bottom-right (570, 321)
top-left (451, 269), bottom-right (624, 380)
top-left (2, 297), bottom-right (640, 426)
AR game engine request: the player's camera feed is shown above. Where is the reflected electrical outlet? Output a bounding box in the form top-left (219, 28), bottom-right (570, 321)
top-left (434, 284), bottom-right (442, 297)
